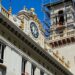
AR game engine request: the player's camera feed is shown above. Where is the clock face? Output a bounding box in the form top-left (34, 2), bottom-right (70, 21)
top-left (30, 22), bottom-right (39, 38)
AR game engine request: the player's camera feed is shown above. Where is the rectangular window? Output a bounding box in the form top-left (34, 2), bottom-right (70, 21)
top-left (21, 58), bottom-right (27, 75)
top-left (31, 64), bottom-right (36, 75)
top-left (0, 42), bottom-right (6, 63)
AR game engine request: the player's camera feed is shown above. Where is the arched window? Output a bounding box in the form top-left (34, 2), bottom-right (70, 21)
top-left (58, 10), bottom-right (64, 25)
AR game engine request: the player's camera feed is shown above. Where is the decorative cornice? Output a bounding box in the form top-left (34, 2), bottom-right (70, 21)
top-left (0, 13), bottom-right (73, 75)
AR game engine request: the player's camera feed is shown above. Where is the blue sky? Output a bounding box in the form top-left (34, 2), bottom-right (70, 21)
top-left (2, 0), bottom-right (58, 36)
top-left (2, 0), bottom-right (58, 22)
top-left (2, 0), bottom-right (44, 22)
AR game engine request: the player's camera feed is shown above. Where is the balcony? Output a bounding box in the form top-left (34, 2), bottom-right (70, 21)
top-left (56, 24), bottom-right (65, 31)
top-left (0, 6), bottom-right (10, 18)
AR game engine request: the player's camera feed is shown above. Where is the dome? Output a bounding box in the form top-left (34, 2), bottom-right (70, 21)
top-left (19, 6), bottom-right (28, 13)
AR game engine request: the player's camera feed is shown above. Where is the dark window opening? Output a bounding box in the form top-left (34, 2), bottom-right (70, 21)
top-left (31, 64), bottom-right (36, 75)
top-left (58, 10), bottom-right (64, 25)
top-left (21, 58), bottom-right (27, 74)
top-left (50, 43), bottom-right (54, 48)
top-left (71, 37), bottom-right (75, 42)
top-left (54, 42), bottom-right (58, 47)
top-left (58, 41), bottom-right (62, 46)
top-left (67, 38), bottom-right (71, 43)
top-left (62, 39), bottom-right (66, 45)
top-left (0, 42), bottom-right (6, 63)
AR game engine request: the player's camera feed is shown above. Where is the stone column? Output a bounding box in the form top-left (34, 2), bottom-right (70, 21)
top-left (25, 61), bottom-right (32, 75)
top-left (34, 67), bottom-right (40, 75)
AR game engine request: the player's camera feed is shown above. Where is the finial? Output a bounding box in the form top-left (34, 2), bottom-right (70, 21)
top-left (23, 6), bottom-right (28, 12)
top-left (8, 6), bottom-right (12, 14)
top-left (23, 6), bottom-right (26, 10)
top-left (30, 8), bottom-right (35, 12)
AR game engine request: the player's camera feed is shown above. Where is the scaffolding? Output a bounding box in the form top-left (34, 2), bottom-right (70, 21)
top-left (42, 0), bottom-right (75, 37)
top-left (42, 0), bottom-right (60, 37)
top-left (42, 0), bottom-right (51, 37)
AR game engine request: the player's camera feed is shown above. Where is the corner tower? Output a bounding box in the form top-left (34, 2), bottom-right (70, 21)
top-left (46, 0), bottom-right (75, 74)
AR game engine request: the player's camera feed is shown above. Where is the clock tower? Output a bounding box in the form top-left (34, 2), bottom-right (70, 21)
top-left (17, 7), bottom-right (45, 48)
